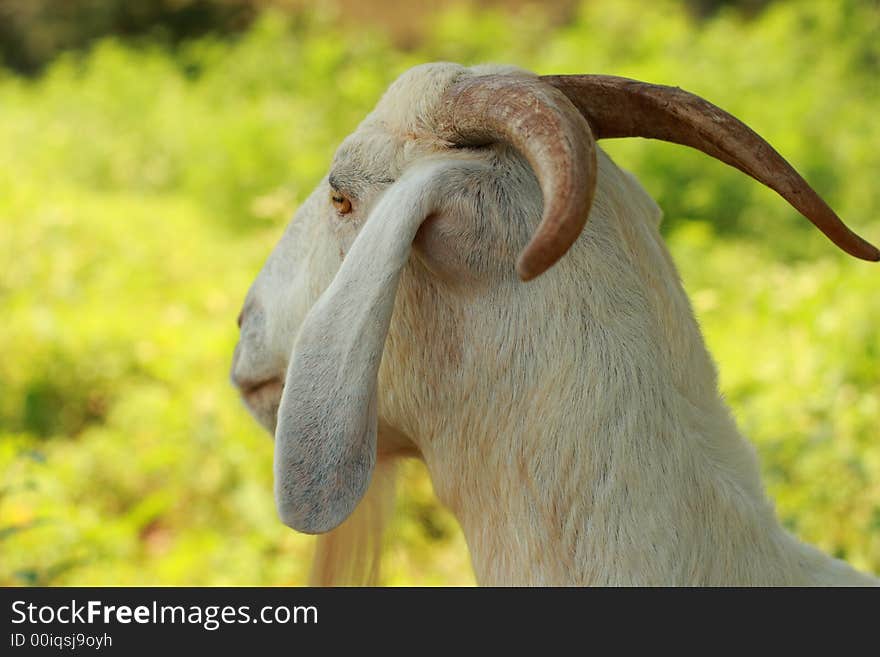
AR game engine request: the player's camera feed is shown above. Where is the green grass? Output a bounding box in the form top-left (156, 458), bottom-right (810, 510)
top-left (1, 0), bottom-right (878, 584)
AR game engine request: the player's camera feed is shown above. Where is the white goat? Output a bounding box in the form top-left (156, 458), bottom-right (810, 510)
top-left (230, 63), bottom-right (879, 586)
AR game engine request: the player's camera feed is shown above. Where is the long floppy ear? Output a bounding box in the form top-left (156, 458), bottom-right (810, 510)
top-left (273, 159), bottom-right (471, 534)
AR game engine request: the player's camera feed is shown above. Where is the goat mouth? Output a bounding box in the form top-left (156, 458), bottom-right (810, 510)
top-left (240, 377), bottom-right (284, 405)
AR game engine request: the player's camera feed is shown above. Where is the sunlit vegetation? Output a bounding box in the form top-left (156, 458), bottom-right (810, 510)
top-left (1, 0), bottom-right (878, 584)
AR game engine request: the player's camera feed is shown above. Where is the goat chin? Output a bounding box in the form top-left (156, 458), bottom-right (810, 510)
top-left (231, 62), bottom-right (880, 586)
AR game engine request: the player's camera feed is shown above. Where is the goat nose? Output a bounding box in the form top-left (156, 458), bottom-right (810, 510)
top-left (237, 296), bottom-right (263, 331)
top-left (236, 299), bottom-right (256, 333)
top-left (230, 341), bottom-right (244, 387)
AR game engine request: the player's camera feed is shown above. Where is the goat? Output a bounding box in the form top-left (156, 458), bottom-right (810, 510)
top-left (230, 62), bottom-right (879, 585)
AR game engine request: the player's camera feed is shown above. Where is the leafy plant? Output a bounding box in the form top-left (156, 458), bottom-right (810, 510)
top-left (1, 0), bottom-right (877, 584)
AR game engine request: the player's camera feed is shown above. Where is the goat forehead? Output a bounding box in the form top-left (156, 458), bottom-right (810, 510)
top-left (369, 63), bottom-right (462, 134)
top-left (367, 62), bottom-right (535, 137)
top-left (332, 62), bottom-right (542, 185)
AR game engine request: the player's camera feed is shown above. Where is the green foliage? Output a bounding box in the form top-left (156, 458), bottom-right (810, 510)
top-left (0, 0), bottom-right (259, 75)
top-left (1, 0), bottom-right (878, 584)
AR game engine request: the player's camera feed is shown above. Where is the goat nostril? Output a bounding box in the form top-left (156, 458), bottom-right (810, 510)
top-left (237, 310), bottom-right (244, 329)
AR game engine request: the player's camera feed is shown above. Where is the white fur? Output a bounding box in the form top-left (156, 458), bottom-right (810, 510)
top-left (231, 62), bottom-right (878, 586)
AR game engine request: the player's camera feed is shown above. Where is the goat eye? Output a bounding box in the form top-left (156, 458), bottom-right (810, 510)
top-left (330, 189), bottom-right (353, 215)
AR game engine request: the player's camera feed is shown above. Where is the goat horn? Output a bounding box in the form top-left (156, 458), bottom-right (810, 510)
top-left (542, 74), bottom-right (880, 262)
top-left (439, 75), bottom-right (598, 280)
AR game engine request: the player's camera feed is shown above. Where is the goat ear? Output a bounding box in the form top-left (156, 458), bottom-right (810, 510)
top-left (273, 159), bottom-right (461, 533)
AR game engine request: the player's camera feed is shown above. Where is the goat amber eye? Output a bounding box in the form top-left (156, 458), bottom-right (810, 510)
top-left (330, 189), bottom-right (352, 215)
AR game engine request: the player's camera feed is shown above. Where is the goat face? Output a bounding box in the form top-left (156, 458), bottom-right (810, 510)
top-left (231, 62), bottom-right (878, 535)
top-left (231, 63), bottom-right (540, 432)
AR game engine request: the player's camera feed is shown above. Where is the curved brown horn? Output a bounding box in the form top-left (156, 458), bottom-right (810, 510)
top-left (438, 75), bottom-right (598, 280)
top-left (542, 74), bottom-right (880, 262)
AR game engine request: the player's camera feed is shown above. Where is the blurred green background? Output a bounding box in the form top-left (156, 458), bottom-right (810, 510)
top-left (1, 0), bottom-right (878, 585)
